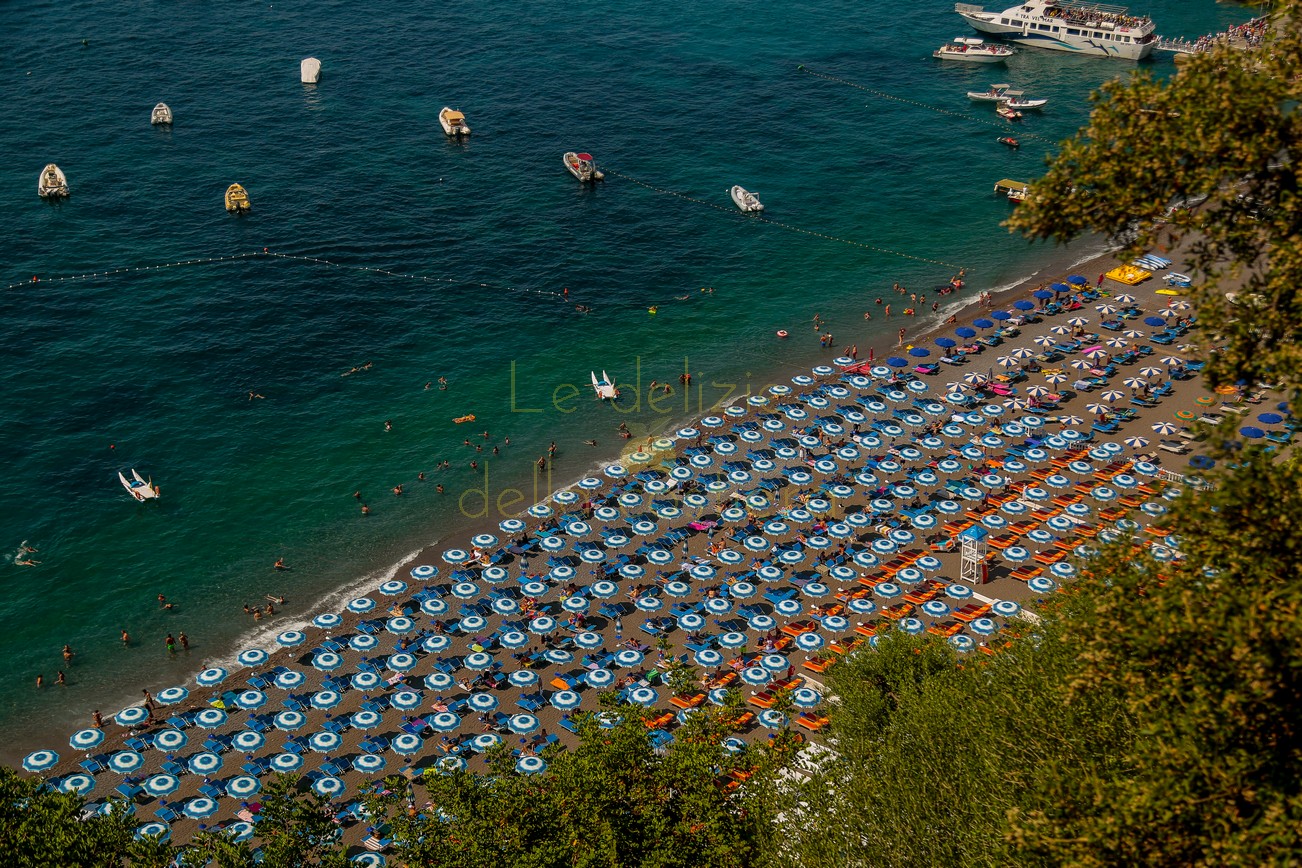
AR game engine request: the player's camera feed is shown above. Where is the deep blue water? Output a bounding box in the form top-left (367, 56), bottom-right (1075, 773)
top-left (0, 0), bottom-right (1252, 756)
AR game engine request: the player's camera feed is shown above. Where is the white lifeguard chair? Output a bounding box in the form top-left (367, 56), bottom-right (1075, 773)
top-left (959, 525), bottom-right (989, 585)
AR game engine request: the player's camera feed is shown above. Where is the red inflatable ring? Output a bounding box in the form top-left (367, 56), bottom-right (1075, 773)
top-left (776, 330), bottom-right (789, 338)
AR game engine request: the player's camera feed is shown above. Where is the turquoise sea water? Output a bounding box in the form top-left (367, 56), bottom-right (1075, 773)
top-left (0, 0), bottom-right (1252, 758)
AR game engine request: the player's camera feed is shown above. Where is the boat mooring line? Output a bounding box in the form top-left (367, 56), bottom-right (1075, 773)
top-left (795, 65), bottom-right (1059, 145)
top-left (602, 168), bottom-right (965, 269)
top-left (5, 250), bottom-right (567, 300)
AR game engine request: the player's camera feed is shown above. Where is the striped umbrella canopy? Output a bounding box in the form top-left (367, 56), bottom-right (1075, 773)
top-left (227, 776), bottom-right (262, 798)
top-left (354, 754), bottom-right (387, 773)
top-left (233, 729), bottom-right (266, 751)
top-left (392, 734), bottom-right (424, 755)
top-left (270, 753), bottom-right (304, 772)
top-left (70, 728), bottom-right (105, 750)
top-left (237, 649), bottom-right (268, 667)
top-left (194, 708), bottom-right (228, 729)
top-left (182, 798), bottom-right (219, 820)
top-left (312, 776), bottom-right (346, 798)
top-left (694, 648), bottom-right (724, 667)
top-left (274, 670), bottom-right (306, 689)
top-left (428, 712), bottom-right (462, 733)
top-left (58, 774), bottom-right (95, 794)
top-left (516, 756), bottom-right (548, 775)
top-left (187, 752), bottom-right (223, 774)
top-left (135, 823), bottom-right (170, 841)
top-left (274, 711), bottom-right (307, 730)
top-left (234, 690), bottom-right (267, 710)
top-left (195, 667), bottom-right (228, 688)
top-left (154, 729), bottom-right (187, 750)
top-left (550, 690), bottom-right (583, 711)
top-left (142, 774), bottom-right (180, 797)
top-left (109, 750), bottom-right (146, 774)
top-left (508, 714), bottom-right (541, 735)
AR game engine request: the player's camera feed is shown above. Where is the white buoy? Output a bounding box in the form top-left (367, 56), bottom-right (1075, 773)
top-left (300, 57), bottom-right (321, 83)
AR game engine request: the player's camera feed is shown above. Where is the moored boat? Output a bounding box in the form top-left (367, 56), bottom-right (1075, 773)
top-left (994, 178), bottom-right (1030, 202)
top-left (564, 152), bottom-right (604, 183)
top-left (439, 107), bottom-right (470, 137)
top-left (591, 371), bottom-right (618, 400)
top-left (151, 102), bottom-right (173, 125)
top-left (996, 105), bottom-right (1022, 121)
top-left (955, 0), bottom-right (1158, 60)
top-left (225, 183), bottom-right (250, 213)
top-left (1001, 90), bottom-right (1048, 109)
top-left (300, 57), bottom-right (322, 83)
top-left (997, 136), bottom-right (1020, 148)
top-left (119, 469), bottom-right (160, 501)
top-left (968, 83), bottom-right (1013, 102)
top-left (37, 163), bottom-right (68, 198)
top-left (934, 37), bottom-right (1014, 62)
top-left (730, 185), bottom-right (763, 213)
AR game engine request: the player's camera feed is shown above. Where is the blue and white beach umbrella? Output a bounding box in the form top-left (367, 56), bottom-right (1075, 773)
top-left (109, 750), bottom-right (145, 774)
top-left (423, 672), bottom-right (453, 690)
top-left (1050, 562), bottom-right (1077, 579)
top-left (142, 774), bottom-right (180, 797)
top-left (354, 754), bottom-right (387, 773)
top-left (637, 596), bottom-right (664, 612)
top-left (429, 712), bottom-right (462, 733)
top-left (434, 756), bottom-right (467, 775)
top-left (155, 686), bottom-right (190, 706)
top-left (848, 598), bottom-right (876, 614)
top-left (313, 613), bottom-right (343, 630)
top-left (620, 563), bottom-right (647, 578)
top-left (420, 597), bottom-right (449, 617)
top-left (194, 708), bottom-right (228, 729)
top-left (310, 651), bottom-right (343, 672)
top-left (274, 670), bottom-right (306, 689)
top-left (874, 582), bottom-right (902, 599)
top-left (467, 692), bottom-right (499, 713)
top-left (351, 710), bottom-right (382, 730)
top-left (616, 649), bottom-right (644, 667)
top-left (379, 579), bottom-right (408, 596)
top-left (663, 581), bottom-right (691, 598)
top-left (761, 653), bottom-right (788, 671)
top-left (311, 690), bottom-right (343, 710)
top-left (991, 600), bottom-right (1021, 618)
top-left (237, 649), bottom-right (268, 668)
top-left (540, 535), bottom-right (565, 550)
top-left (775, 599), bottom-right (803, 617)
top-left (748, 614), bottom-right (776, 632)
top-left (898, 618), bottom-right (926, 636)
top-left (1004, 546), bottom-right (1030, 563)
top-left (695, 649), bottom-right (724, 667)
top-left (678, 612), bottom-right (706, 631)
top-left (234, 690), bottom-right (267, 710)
top-left (56, 774), bottom-right (95, 795)
top-left (135, 823), bottom-right (170, 842)
top-left (853, 550), bottom-right (880, 569)
top-left (718, 631), bottom-right (748, 649)
top-left (195, 667), bottom-right (228, 688)
top-left (411, 564), bottom-right (438, 579)
top-left (562, 595), bottom-right (589, 613)
top-left (442, 548), bottom-right (470, 564)
top-left (464, 652), bottom-right (495, 671)
top-left (183, 798), bottom-right (219, 820)
top-left (921, 600), bottom-right (951, 618)
top-left (645, 548), bottom-right (672, 565)
top-left (795, 632), bottom-right (824, 652)
top-left (741, 666), bottom-right (771, 686)
top-left (274, 711), bottom-right (306, 730)
top-left (627, 686), bottom-right (659, 706)
top-left (309, 731), bottom-right (343, 753)
top-left (187, 752), bottom-right (223, 774)
top-left (791, 687), bottom-right (822, 709)
top-left (508, 714), bottom-right (541, 735)
top-left (276, 630), bottom-right (306, 648)
top-left (718, 549), bottom-right (744, 565)
top-left (313, 776), bottom-right (346, 798)
top-left (271, 753), bottom-right (304, 772)
top-left (950, 635), bottom-right (976, 653)
top-left (550, 690), bottom-right (583, 711)
top-left (392, 734), bottom-right (424, 755)
top-left (69, 728), bottom-right (106, 750)
top-left (516, 756), bottom-right (547, 775)
top-left (233, 730), bottom-right (265, 751)
top-left (451, 581), bottom-right (479, 599)
top-left (585, 668), bottom-right (616, 689)
top-left (472, 733), bottom-right (503, 752)
top-left (154, 729), bottom-right (186, 750)
top-left (944, 583), bottom-right (974, 601)
top-left (704, 597), bottom-right (732, 614)
top-left (970, 618), bottom-right (998, 636)
top-left (229, 776), bottom-right (261, 799)
top-left (544, 649), bottom-right (573, 665)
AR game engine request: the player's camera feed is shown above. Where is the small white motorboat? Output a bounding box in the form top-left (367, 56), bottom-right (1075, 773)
top-left (300, 57), bottom-right (322, 83)
top-left (119, 469), bottom-right (160, 501)
top-left (996, 105), bottom-right (1023, 121)
top-left (439, 107), bottom-right (471, 137)
top-left (730, 185), bottom-right (763, 213)
top-left (591, 371), bottom-right (618, 401)
top-left (151, 102), bottom-right (173, 125)
top-left (933, 37), bottom-right (1014, 63)
top-left (38, 163), bottom-right (68, 198)
top-left (225, 183), bottom-right (251, 213)
top-left (1001, 90), bottom-right (1047, 110)
top-left (564, 152), bottom-right (604, 183)
top-left (967, 83), bottom-right (1012, 102)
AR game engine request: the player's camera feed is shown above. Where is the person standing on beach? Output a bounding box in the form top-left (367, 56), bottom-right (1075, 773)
top-left (92, 709), bottom-right (103, 728)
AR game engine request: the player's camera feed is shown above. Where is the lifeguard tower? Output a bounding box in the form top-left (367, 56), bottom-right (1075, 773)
top-left (958, 525), bottom-right (989, 585)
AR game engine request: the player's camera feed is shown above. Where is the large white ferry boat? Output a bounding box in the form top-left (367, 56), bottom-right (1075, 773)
top-left (955, 0), bottom-right (1157, 60)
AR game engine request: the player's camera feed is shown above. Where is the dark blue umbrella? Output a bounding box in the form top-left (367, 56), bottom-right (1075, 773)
top-left (1258, 412), bottom-right (1283, 424)
top-left (1013, 300), bottom-right (1035, 311)
top-left (935, 337), bottom-right (957, 348)
top-left (1190, 455), bottom-right (1216, 469)
top-left (1277, 401), bottom-right (1290, 412)
top-left (1067, 275), bottom-right (1088, 285)
top-left (1239, 426), bottom-right (1265, 438)
top-left (886, 356), bottom-right (909, 367)
top-left (955, 326), bottom-right (977, 338)
top-left (908, 347), bottom-right (930, 357)
top-left (1144, 316), bottom-right (1167, 327)
top-left (1051, 282), bottom-right (1071, 293)
top-left (973, 318), bottom-right (995, 329)
top-left (990, 310), bottom-right (1012, 321)
top-left (1033, 290), bottom-right (1054, 300)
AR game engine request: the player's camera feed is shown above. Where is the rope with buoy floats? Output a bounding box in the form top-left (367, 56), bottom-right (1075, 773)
top-left (5, 249), bottom-right (568, 300)
top-left (601, 168), bottom-right (966, 269)
top-left (796, 65), bottom-right (1060, 145)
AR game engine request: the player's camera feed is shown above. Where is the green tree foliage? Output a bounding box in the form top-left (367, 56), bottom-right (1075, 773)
top-left (1006, 9), bottom-right (1302, 396)
top-left (363, 710), bottom-right (770, 868)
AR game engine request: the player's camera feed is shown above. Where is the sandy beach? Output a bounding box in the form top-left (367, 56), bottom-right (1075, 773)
top-left (23, 237), bottom-right (1270, 856)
